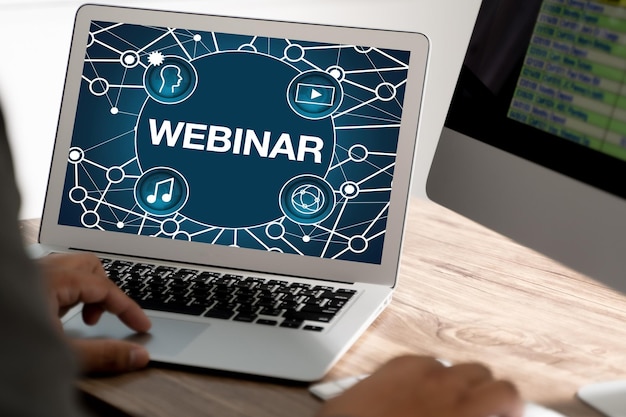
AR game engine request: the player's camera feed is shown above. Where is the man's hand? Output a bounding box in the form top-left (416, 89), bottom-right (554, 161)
top-left (38, 252), bottom-right (152, 374)
top-left (316, 355), bottom-right (523, 417)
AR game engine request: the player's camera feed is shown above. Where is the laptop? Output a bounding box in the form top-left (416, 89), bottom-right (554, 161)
top-left (33, 3), bottom-right (429, 382)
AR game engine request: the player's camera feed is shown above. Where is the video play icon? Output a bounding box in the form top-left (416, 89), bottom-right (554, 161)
top-left (295, 83), bottom-right (335, 107)
top-left (287, 70), bottom-right (343, 119)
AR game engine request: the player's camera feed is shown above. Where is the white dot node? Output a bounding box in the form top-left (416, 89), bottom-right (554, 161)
top-left (174, 232), bottom-right (192, 241)
top-left (117, 222), bottom-right (124, 229)
top-left (348, 144), bottom-right (368, 162)
top-left (81, 211), bottom-right (100, 228)
top-left (110, 107), bottom-right (119, 115)
top-left (238, 44), bottom-right (257, 52)
top-left (326, 66), bottom-right (345, 82)
top-left (354, 46), bottom-right (373, 54)
top-left (120, 51), bottom-right (140, 68)
top-left (376, 82), bottom-right (397, 102)
top-left (341, 182), bottom-right (359, 199)
top-left (269, 248), bottom-right (284, 253)
top-left (161, 219), bottom-right (180, 236)
top-left (89, 78), bottom-right (109, 96)
top-left (68, 148), bottom-right (84, 164)
top-left (348, 235), bottom-right (369, 254)
top-left (266, 222), bottom-right (285, 240)
top-left (69, 186), bottom-right (88, 204)
top-left (303, 235), bottom-right (311, 243)
top-left (284, 44), bottom-right (305, 62)
top-left (194, 34), bottom-right (202, 42)
top-left (106, 167), bottom-right (124, 184)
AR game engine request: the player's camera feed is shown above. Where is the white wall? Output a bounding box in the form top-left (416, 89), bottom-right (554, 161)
top-left (0, 0), bottom-right (482, 219)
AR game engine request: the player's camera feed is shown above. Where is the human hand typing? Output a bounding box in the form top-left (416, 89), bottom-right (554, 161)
top-left (38, 252), bottom-right (152, 374)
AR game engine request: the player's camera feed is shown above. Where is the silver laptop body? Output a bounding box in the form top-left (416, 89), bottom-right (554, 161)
top-left (34, 4), bottom-right (429, 381)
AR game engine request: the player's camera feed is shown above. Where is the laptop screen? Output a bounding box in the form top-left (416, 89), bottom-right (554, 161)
top-left (57, 20), bottom-right (412, 266)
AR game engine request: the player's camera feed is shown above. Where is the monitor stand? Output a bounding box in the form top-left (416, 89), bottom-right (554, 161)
top-left (577, 380), bottom-right (626, 416)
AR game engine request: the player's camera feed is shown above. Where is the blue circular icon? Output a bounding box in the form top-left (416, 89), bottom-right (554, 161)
top-left (134, 167), bottom-right (189, 217)
top-left (287, 70), bottom-right (343, 119)
top-left (144, 56), bottom-right (198, 104)
top-left (280, 175), bottom-right (335, 225)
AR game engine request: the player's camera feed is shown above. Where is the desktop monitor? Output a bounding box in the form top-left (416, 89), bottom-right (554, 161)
top-left (426, 0), bottom-right (626, 415)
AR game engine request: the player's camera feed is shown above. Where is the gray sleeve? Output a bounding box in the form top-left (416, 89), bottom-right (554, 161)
top-left (0, 109), bottom-right (86, 417)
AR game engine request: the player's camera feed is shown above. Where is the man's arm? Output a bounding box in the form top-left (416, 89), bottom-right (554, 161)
top-left (0, 109), bottom-right (85, 417)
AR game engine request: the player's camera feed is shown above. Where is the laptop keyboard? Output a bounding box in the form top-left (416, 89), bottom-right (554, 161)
top-left (100, 258), bottom-right (356, 331)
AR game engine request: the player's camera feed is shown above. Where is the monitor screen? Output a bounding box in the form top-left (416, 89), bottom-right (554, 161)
top-left (427, 0), bottom-right (626, 294)
top-left (427, 2), bottom-right (626, 411)
top-left (446, 0), bottom-right (626, 198)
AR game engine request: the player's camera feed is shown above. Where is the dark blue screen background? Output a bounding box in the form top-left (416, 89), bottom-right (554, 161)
top-left (58, 20), bottom-right (411, 264)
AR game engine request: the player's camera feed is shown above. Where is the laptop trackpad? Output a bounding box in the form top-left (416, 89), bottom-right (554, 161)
top-left (64, 313), bottom-right (208, 357)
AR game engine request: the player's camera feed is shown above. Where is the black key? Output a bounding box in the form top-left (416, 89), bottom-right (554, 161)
top-left (288, 283), bottom-right (311, 289)
top-left (313, 285), bottom-right (335, 291)
top-left (204, 309), bottom-right (235, 320)
top-left (256, 299), bottom-right (277, 308)
top-left (335, 288), bottom-right (356, 297)
top-left (280, 319), bottom-right (303, 329)
top-left (129, 263), bottom-right (155, 274)
top-left (326, 299), bottom-right (347, 308)
top-left (124, 288), bottom-right (145, 299)
top-left (233, 313), bottom-right (258, 323)
top-left (139, 299), bottom-right (205, 316)
top-left (258, 307), bottom-right (281, 316)
top-left (277, 301), bottom-right (299, 310)
top-left (283, 311), bottom-right (334, 323)
top-left (236, 304), bottom-right (258, 314)
top-left (222, 274), bottom-right (244, 280)
top-left (300, 305), bottom-right (340, 315)
top-left (303, 325), bottom-right (324, 332)
top-left (256, 319), bottom-right (278, 326)
top-left (195, 271), bottom-right (220, 281)
top-left (258, 283), bottom-right (278, 291)
top-left (191, 286), bottom-right (211, 297)
top-left (301, 296), bottom-right (326, 306)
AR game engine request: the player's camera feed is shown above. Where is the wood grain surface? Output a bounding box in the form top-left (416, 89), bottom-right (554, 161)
top-left (21, 198), bottom-right (626, 417)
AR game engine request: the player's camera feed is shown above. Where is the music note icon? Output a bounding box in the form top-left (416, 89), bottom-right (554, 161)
top-left (146, 177), bottom-right (175, 204)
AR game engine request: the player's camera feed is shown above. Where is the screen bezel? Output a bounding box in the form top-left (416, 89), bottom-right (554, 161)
top-left (39, 4), bottom-right (430, 287)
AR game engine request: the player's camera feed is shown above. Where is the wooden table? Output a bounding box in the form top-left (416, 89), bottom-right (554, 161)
top-left (21, 198), bottom-right (626, 417)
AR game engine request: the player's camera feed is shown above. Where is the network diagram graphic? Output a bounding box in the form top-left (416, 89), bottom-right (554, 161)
top-left (59, 20), bottom-right (411, 264)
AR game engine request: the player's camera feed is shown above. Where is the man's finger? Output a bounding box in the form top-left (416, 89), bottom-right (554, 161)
top-left (444, 362), bottom-right (493, 386)
top-left (55, 273), bottom-right (151, 332)
top-left (460, 379), bottom-right (524, 417)
top-left (70, 338), bottom-right (150, 374)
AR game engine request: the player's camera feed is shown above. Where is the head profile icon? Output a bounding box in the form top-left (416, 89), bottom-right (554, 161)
top-left (159, 65), bottom-right (183, 94)
top-left (144, 54), bottom-right (198, 104)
